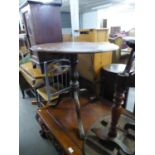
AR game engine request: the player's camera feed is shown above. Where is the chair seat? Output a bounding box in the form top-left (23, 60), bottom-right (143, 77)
top-left (37, 87), bottom-right (59, 101)
top-left (21, 70), bottom-right (44, 88)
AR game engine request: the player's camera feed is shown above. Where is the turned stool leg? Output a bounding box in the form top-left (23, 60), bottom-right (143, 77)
top-left (108, 90), bottom-right (125, 137)
top-left (70, 54), bottom-right (85, 139)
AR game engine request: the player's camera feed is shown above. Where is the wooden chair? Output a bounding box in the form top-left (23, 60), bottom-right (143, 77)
top-left (19, 61), bottom-right (44, 98)
top-left (109, 36), bottom-right (132, 63)
top-left (36, 59), bottom-right (71, 107)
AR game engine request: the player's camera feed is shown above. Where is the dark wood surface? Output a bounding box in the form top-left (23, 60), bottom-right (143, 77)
top-left (37, 97), bottom-right (113, 155)
top-left (20, 1), bottom-right (63, 66)
top-left (20, 2), bottom-right (63, 46)
top-left (30, 42), bottom-right (119, 54)
top-left (29, 3), bottom-right (62, 45)
top-left (84, 113), bottom-right (135, 155)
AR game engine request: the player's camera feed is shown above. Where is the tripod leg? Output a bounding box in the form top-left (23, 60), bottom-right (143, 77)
top-left (74, 90), bottom-right (85, 139)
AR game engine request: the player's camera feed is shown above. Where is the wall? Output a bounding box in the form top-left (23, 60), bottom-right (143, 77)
top-left (19, 0), bottom-right (26, 5)
top-left (80, 2), bottom-right (135, 31)
top-left (81, 11), bottom-right (98, 29)
top-left (61, 12), bottom-right (72, 34)
top-left (61, 12), bottom-right (71, 28)
top-left (98, 4), bottom-right (135, 32)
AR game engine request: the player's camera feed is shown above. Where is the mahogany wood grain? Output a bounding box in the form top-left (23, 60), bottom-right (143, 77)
top-left (30, 3), bottom-right (63, 45)
top-left (37, 97), bottom-right (112, 155)
top-left (20, 1), bottom-right (63, 66)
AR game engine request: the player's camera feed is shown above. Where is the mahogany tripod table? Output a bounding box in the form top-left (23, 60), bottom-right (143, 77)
top-left (30, 42), bottom-right (119, 139)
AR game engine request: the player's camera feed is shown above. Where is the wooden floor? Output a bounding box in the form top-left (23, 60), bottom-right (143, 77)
top-left (37, 97), bottom-right (113, 155)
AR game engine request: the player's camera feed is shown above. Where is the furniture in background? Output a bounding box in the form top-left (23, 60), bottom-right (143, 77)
top-left (120, 36), bottom-right (135, 63)
top-left (19, 0), bottom-right (64, 99)
top-left (74, 28), bottom-right (112, 95)
top-left (19, 0), bottom-right (63, 66)
top-left (75, 28), bottom-right (109, 42)
top-left (62, 34), bottom-right (72, 42)
top-left (109, 26), bottom-right (121, 37)
top-left (109, 36), bottom-right (133, 64)
top-left (101, 37), bottom-right (135, 105)
top-left (19, 62), bottom-right (44, 99)
top-left (109, 36), bottom-right (123, 63)
top-left (19, 33), bottom-right (30, 59)
top-left (128, 28), bottom-right (135, 36)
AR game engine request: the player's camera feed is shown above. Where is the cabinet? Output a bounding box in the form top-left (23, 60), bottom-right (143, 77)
top-left (75, 28), bottom-right (109, 42)
top-left (75, 29), bottom-right (112, 82)
top-left (19, 0), bottom-right (63, 65)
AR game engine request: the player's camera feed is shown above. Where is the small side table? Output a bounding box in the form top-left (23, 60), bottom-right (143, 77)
top-left (30, 42), bottom-right (119, 138)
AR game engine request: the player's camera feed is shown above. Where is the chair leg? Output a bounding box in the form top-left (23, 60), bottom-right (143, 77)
top-left (36, 93), bottom-right (42, 107)
top-left (21, 89), bottom-right (25, 99)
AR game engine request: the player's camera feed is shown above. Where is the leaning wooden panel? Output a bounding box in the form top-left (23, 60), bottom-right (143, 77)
top-left (20, 62), bottom-right (44, 79)
top-left (19, 62), bottom-right (44, 88)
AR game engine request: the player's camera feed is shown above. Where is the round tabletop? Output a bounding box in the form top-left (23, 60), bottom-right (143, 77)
top-left (30, 42), bottom-right (119, 54)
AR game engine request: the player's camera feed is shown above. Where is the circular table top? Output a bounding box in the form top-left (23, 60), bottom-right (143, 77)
top-left (30, 42), bottom-right (119, 54)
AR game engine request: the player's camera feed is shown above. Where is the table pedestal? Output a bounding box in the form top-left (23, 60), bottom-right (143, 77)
top-left (70, 54), bottom-right (85, 138)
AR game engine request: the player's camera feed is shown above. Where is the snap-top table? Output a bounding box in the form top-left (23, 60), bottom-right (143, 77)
top-left (30, 42), bottom-right (119, 139)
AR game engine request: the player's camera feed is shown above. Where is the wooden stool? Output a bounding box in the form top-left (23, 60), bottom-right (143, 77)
top-left (85, 40), bottom-right (135, 155)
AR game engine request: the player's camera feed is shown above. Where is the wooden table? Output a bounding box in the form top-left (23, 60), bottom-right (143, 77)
top-left (30, 42), bottom-right (119, 138)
